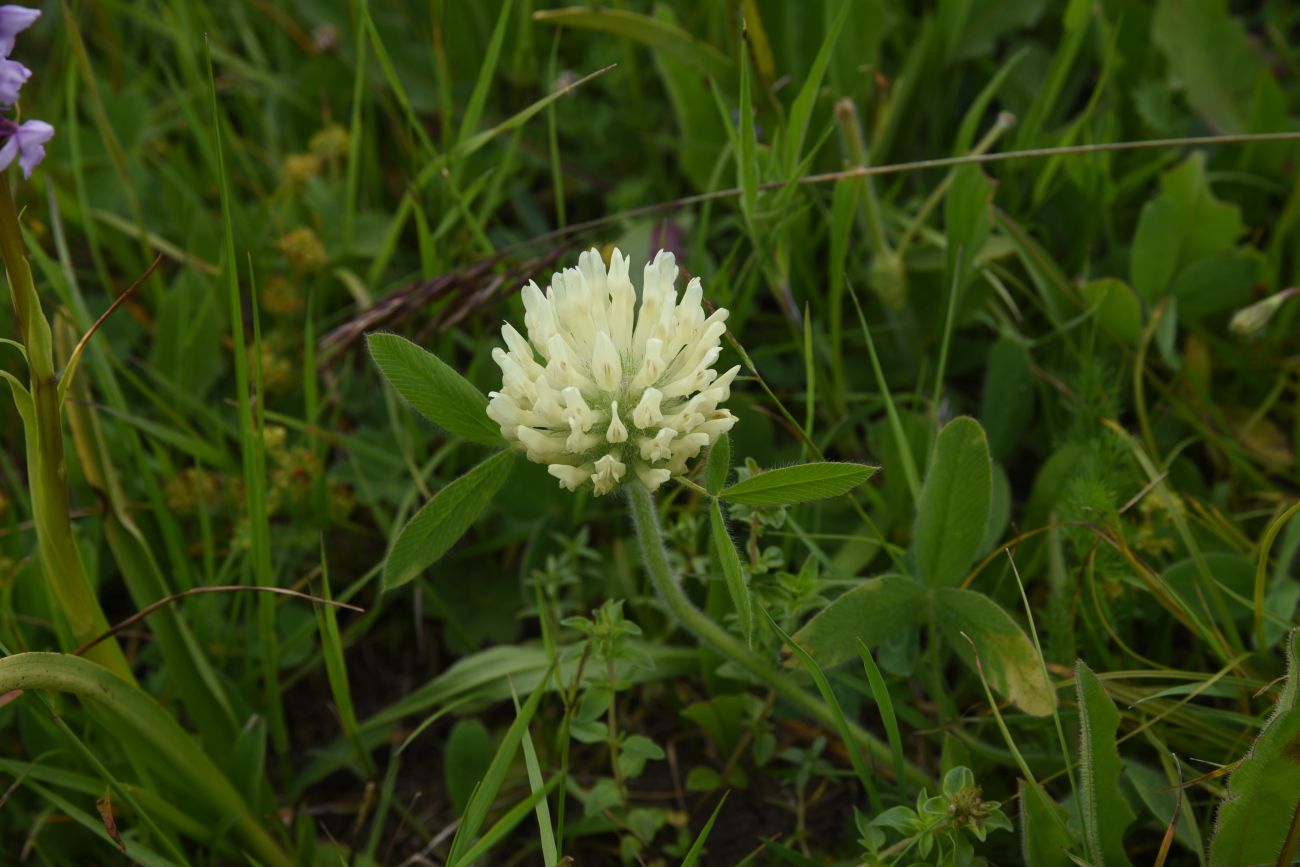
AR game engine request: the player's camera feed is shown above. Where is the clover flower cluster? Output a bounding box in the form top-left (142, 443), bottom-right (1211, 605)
top-left (0, 6), bottom-right (50, 178)
top-left (488, 248), bottom-right (739, 496)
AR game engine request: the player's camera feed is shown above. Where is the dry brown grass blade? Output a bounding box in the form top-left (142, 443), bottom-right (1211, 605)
top-left (317, 245), bottom-right (569, 366)
top-left (1152, 754), bottom-right (1183, 867)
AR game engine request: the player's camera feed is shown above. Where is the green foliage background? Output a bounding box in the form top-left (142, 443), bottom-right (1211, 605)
top-left (1, 0), bottom-right (1299, 864)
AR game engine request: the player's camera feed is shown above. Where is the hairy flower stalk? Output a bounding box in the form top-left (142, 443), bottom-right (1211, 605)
top-left (488, 248), bottom-right (926, 788)
top-left (488, 248), bottom-right (738, 496)
top-left (626, 480), bottom-right (928, 788)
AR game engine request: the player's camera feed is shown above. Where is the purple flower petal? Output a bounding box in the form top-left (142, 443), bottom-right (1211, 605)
top-left (0, 135), bottom-right (18, 174)
top-left (0, 118), bottom-right (52, 178)
top-left (0, 55), bottom-right (30, 104)
top-left (0, 5), bottom-right (40, 57)
top-left (14, 118), bottom-right (51, 177)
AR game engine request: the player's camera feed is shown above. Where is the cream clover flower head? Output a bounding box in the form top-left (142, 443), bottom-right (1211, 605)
top-left (487, 248), bottom-right (739, 496)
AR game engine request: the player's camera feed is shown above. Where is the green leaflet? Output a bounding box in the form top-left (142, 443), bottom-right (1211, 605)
top-left (718, 461), bottom-right (876, 506)
top-left (367, 332), bottom-right (502, 446)
top-left (936, 588), bottom-right (1055, 716)
top-left (791, 574), bottom-right (926, 669)
top-left (383, 450), bottom-right (515, 590)
top-left (445, 720), bottom-right (494, 816)
top-left (980, 338), bottom-right (1035, 462)
top-left (1129, 153), bottom-right (1243, 304)
top-left (912, 417), bottom-right (993, 587)
top-left (704, 432), bottom-right (731, 495)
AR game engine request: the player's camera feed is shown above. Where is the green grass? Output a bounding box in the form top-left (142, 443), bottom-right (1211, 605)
top-left (2, 1), bottom-right (1300, 864)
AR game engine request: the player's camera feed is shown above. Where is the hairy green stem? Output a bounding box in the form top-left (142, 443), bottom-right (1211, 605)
top-left (624, 480), bottom-right (930, 790)
top-left (0, 172), bottom-right (135, 684)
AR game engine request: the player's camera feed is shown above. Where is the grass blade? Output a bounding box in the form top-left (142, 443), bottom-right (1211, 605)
top-left (680, 792), bottom-right (729, 867)
top-left (445, 663), bottom-right (555, 865)
top-left (760, 606), bottom-right (880, 811)
top-left (856, 640), bottom-right (906, 799)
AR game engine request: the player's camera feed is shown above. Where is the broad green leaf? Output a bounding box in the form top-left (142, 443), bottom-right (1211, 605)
top-left (1020, 779), bottom-right (1075, 867)
top-left (1210, 628), bottom-right (1300, 866)
top-left (1075, 661), bottom-right (1135, 867)
top-left (1129, 153), bottom-right (1244, 303)
top-left (980, 339), bottom-right (1035, 461)
top-left (710, 501), bottom-right (753, 644)
top-left (704, 432), bottom-right (731, 495)
top-left (384, 450), bottom-right (514, 590)
top-left (445, 720), bottom-right (494, 816)
top-left (533, 7), bottom-right (732, 83)
top-left (0, 653), bottom-right (288, 867)
top-left (936, 588), bottom-right (1055, 716)
top-left (718, 461), bottom-right (876, 506)
top-left (1152, 0), bottom-right (1260, 134)
top-left (1130, 197), bottom-right (1181, 304)
top-left (792, 574), bottom-right (926, 669)
top-left (1168, 250), bottom-right (1258, 318)
top-left (1079, 278), bottom-right (1143, 345)
top-left (912, 417), bottom-right (992, 587)
top-left (367, 332), bottom-right (501, 446)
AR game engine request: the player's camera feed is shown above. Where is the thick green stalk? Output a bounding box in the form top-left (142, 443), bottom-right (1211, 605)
top-left (0, 172), bottom-right (135, 684)
top-left (624, 481), bottom-right (930, 789)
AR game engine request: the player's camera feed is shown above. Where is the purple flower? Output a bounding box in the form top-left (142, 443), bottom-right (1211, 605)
top-left (0, 118), bottom-right (52, 177)
top-left (0, 55), bottom-right (28, 104)
top-left (0, 5), bottom-right (39, 57)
